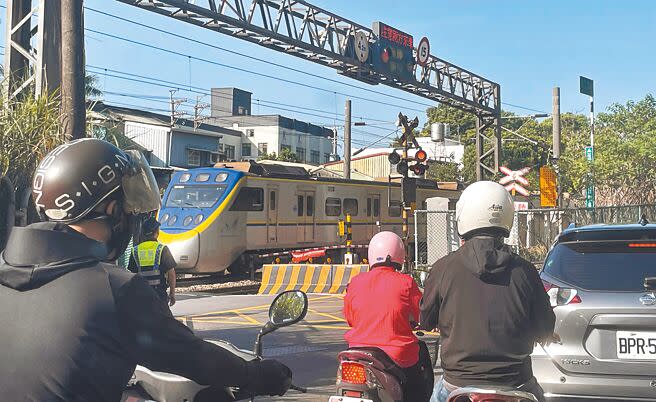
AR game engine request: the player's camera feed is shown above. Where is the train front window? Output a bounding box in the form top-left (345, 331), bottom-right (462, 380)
top-left (165, 185), bottom-right (228, 208)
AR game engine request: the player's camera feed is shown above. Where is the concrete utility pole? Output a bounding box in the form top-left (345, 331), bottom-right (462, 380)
top-left (343, 99), bottom-right (352, 179)
top-left (552, 87), bottom-right (562, 207)
top-left (61, 0), bottom-right (86, 140)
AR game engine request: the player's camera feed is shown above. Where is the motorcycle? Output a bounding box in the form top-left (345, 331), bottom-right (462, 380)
top-left (447, 387), bottom-right (538, 402)
top-left (122, 290), bottom-right (309, 402)
top-left (329, 331), bottom-right (437, 402)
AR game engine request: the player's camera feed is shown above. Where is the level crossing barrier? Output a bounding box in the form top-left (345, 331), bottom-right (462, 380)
top-left (258, 264), bottom-right (368, 295)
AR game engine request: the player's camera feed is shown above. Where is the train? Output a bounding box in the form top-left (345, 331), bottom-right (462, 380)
top-left (157, 161), bottom-right (459, 274)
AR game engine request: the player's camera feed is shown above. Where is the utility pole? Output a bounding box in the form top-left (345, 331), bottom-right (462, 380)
top-left (343, 99), bottom-right (352, 179)
top-left (193, 96), bottom-right (209, 130)
top-left (169, 89), bottom-right (186, 127)
top-left (552, 87), bottom-right (562, 206)
top-left (330, 128), bottom-right (339, 162)
top-left (580, 76), bottom-right (595, 209)
top-left (61, 0), bottom-right (86, 140)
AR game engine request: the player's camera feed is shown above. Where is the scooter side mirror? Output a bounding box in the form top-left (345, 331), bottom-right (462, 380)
top-left (261, 290), bottom-right (308, 337)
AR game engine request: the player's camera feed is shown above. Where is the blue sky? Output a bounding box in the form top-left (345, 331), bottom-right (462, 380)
top-left (3, 1), bottom-right (655, 147)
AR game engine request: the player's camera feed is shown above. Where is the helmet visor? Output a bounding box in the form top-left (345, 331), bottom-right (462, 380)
top-left (122, 150), bottom-right (161, 214)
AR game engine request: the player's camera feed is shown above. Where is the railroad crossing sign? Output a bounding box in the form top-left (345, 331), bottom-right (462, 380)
top-left (416, 36), bottom-right (430, 66)
top-left (499, 166), bottom-right (530, 196)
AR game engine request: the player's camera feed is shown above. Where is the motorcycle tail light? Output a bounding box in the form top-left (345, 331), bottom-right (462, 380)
top-left (543, 280), bottom-right (581, 307)
top-left (340, 362), bottom-right (367, 384)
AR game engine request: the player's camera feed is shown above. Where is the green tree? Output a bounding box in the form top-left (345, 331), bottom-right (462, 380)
top-left (259, 147), bottom-right (300, 163)
top-left (85, 74), bottom-right (103, 99)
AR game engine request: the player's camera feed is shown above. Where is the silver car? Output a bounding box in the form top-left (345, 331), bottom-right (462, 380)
top-left (533, 224), bottom-right (656, 401)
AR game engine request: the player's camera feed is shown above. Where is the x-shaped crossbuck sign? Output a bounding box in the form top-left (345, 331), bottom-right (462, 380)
top-left (499, 166), bottom-right (530, 196)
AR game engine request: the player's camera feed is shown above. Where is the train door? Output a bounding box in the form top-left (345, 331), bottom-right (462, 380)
top-left (366, 194), bottom-right (381, 238)
top-left (296, 191), bottom-right (316, 243)
top-left (266, 186), bottom-right (278, 243)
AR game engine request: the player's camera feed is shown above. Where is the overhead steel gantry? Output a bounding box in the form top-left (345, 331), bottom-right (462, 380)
top-left (3, 0), bottom-right (501, 179)
top-left (116, 0), bottom-right (502, 180)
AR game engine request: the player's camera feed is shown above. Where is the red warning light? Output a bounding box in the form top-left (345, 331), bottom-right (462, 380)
top-left (381, 47), bottom-right (390, 63)
top-left (415, 148), bottom-right (427, 162)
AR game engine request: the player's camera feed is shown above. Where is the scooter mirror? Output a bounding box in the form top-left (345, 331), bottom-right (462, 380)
top-left (268, 290), bottom-right (308, 329)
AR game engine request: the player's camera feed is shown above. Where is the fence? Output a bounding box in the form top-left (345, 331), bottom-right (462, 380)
top-left (414, 204), bottom-right (656, 272)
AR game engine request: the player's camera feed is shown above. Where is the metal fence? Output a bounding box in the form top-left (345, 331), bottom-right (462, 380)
top-left (414, 204), bottom-right (656, 272)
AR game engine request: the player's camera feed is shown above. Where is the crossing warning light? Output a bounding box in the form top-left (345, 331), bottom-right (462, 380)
top-left (388, 151), bottom-right (401, 164)
top-left (415, 148), bottom-right (427, 162)
top-left (410, 163), bottom-right (426, 176)
top-left (396, 160), bottom-right (408, 175)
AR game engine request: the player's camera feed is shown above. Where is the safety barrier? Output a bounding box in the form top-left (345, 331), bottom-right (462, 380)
top-left (258, 264), bottom-right (369, 295)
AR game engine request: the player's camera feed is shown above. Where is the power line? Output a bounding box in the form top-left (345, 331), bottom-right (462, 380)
top-left (85, 6), bottom-right (547, 114)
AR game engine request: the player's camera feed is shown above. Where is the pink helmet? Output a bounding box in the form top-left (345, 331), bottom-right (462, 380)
top-left (368, 231), bottom-right (405, 268)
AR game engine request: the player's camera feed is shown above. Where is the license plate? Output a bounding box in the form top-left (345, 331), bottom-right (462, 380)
top-left (617, 331), bottom-right (656, 359)
top-left (329, 396), bottom-right (373, 402)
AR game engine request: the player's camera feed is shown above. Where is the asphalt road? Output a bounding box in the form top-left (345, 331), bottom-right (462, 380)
top-left (172, 292), bottom-right (439, 401)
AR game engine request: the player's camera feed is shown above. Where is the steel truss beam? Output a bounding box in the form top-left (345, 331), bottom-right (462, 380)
top-left (4, 0), bottom-right (61, 99)
top-left (116, 0), bottom-right (502, 178)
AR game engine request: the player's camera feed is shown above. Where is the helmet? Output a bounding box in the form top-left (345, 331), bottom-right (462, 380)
top-left (368, 231), bottom-right (405, 269)
top-left (32, 138), bottom-right (160, 222)
top-left (142, 216), bottom-right (161, 236)
top-left (32, 138), bottom-right (161, 257)
top-left (456, 181), bottom-right (514, 238)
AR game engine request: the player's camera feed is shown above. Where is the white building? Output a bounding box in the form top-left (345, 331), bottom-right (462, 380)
top-left (207, 88), bottom-right (334, 165)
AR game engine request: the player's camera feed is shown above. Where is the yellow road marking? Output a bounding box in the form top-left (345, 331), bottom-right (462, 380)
top-left (236, 311), bottom-right (262, 325)
top-left (309, 308), bottom-right (346, 323)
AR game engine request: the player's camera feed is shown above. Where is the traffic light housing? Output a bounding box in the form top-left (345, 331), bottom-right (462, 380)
top-left (410, 163), bottom-right (426, 176)
top-left (388, 151), bottom-right (401, 165)
top-left (415, 148), bottom-right (427, 163)
top-left (396, 160), bottom-right (408, 175)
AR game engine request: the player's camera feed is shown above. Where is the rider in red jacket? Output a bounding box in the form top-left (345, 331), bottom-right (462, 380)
top-left (344, 231), bottom-right (433, 402)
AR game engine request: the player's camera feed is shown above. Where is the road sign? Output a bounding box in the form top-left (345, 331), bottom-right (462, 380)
top-left (354, 31), bottom-right (369, 63)
top-left (416, 36), bottom-right (430, 66)
top-left (580, 76), bottom-right (594, 97)
top-left (499, 166), bottom-right (530, 196)
top-left (539, 166), bottom-right (558, 207)
top-left (585, 146), bottom-right (594, 161)
top-left (586, 185), bottom-right (595, 209)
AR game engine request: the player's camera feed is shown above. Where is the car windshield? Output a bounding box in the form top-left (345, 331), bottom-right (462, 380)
top-left (165, 185), bottom-right (227, 208)
top-left (544, 242), bottom-right (656, 291)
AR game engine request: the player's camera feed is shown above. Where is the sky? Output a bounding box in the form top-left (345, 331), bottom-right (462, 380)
top-left (3, 0), bottom-right (655, 148)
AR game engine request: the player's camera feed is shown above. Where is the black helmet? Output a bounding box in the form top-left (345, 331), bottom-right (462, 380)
top-left (142, 216), bottom-right (161, 236)
top-left (33, 138), bottom-right (160, 223)
top-left (32, 138), bottom-right (161, 258)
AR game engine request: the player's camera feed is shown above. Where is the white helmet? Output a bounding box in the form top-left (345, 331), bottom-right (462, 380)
top-left (456, 181), bottom-right (514, 238)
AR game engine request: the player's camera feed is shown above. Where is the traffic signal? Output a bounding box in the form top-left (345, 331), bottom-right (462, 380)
top-left (410, 162), bottom-right (426, 176)
top-left (415, 148), bottom-right (427, 163)
top-left (388, 151), bottom-right (400, 165)
top-left (396, 160), bottom-right (408, 175)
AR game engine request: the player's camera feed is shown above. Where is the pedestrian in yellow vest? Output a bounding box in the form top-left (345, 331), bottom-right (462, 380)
top-left (128, 217), bottom-right (177, 306)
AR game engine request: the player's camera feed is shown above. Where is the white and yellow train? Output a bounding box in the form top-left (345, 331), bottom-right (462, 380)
top-left (157, 162), bottom-right (458, 274)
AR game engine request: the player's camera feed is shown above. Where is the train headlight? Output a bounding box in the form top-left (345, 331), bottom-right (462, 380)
top-left (183, 216), bottom-right (193, 226)
top-left (194, 214), bottom-right (204, 224)
top-left (159, 213), bottom-right (170, 223)
top-left (168, 215), bottom-right (178, 225)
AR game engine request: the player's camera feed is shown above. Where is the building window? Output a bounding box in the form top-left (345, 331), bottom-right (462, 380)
top-left (296, 147), bottom-right (306, 162)
top-left (238, 106), bottom-right (246, 115)
top-left (210, 152), bottom-right (220, 164)
top-left (324, 153), bottom-right (331, 163)
top-left (258, 143), bottom-right (268, 156)
top-left (310, 150), bottom-right (320, 164)
top-left (224, 145), bottom-right (236, 160)
top-left (325, 197), bottom-right (341, 216)
top-left (187, 149), bottom-right (200, 166)
top-left (246, 129), bottom-right (255, 137)
top-left (344, 198), bottom-right (358, 216)
top-left (242, 143), bottom-right (252, 157)
top-left (229, 187), bottom-right (264, 211)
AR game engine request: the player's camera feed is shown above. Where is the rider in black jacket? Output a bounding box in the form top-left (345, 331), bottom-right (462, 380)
top-left (419, 181), bottom-right (556, 402)
top-left (0, 138), bottom-right (291, 402)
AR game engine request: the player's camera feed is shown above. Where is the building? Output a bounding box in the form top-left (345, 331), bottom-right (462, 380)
top-left (207, 88), bottom-right (335, 165)
top-left (89, 101), bottom-right (242, 171)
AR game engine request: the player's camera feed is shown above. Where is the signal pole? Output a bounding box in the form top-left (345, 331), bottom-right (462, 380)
top-left (61, 0), bottom-right (85, 139)
top-left (396, 113), bottom-right (420, 272)
top-left (343, 100), bottom-right (352, 179)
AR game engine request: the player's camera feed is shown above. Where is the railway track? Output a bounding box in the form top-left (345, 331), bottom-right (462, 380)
top-left (176, 273), bottom-right (262, 295)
